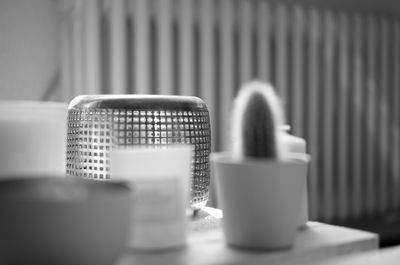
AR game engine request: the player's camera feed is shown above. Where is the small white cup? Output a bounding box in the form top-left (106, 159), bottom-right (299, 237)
top-left (110, 145), bottom-right (192, 251)
top-left (211, 153), bottom-right (309, 249)
top-left (0, 101), bottom-right (68, 177)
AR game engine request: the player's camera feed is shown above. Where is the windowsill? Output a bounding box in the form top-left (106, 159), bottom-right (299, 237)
top-left (115, 207), bottom-right (378, 265)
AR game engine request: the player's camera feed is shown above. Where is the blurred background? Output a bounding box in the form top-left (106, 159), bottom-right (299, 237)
top-left (1, 0), bottom-right (400, 246)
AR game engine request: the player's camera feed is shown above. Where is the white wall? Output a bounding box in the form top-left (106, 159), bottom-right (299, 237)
top-left (0, 0), bottom-right (59, 101)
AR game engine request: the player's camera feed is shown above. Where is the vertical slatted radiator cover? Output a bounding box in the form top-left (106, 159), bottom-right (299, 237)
top-left (60, 0), bottom-right (400, 223)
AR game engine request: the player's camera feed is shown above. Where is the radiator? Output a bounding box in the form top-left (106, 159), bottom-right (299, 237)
top-left (58, 0), bottom-right (400, 223)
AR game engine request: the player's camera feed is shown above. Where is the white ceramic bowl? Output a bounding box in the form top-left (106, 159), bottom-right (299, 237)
top-left (0, 177), bottom-right (131, 265)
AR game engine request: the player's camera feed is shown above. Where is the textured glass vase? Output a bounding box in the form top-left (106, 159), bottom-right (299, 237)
top-left (66, 95), bottom-right (211, 210)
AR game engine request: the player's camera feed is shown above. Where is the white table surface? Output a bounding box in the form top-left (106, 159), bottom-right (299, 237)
top-left (311, 245), bottom-right (400, 265)
top-left (115, 208), bottom-right (378, 265)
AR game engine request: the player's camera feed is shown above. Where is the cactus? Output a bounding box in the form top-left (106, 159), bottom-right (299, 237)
top-left (232, 81), bottom-right (285, 159)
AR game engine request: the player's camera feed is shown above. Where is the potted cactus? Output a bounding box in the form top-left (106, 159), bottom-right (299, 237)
top-left (211, 81), bottom-right (310, 249)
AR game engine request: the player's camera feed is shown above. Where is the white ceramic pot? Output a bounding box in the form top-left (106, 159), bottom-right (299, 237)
top-left (211, 153), bottom-right (309, 249)
top-left (0, 101), bottom-right (67, 177)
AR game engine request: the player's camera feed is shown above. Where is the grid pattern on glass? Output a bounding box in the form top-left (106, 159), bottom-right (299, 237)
top-left (66, 107), bottom-right (211, 206)
top-left (66, 110), bottom-right (113, 180)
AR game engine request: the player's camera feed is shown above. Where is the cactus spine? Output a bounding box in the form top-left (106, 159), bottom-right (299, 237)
top-left (232, 81), bottom-right (285, 159)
